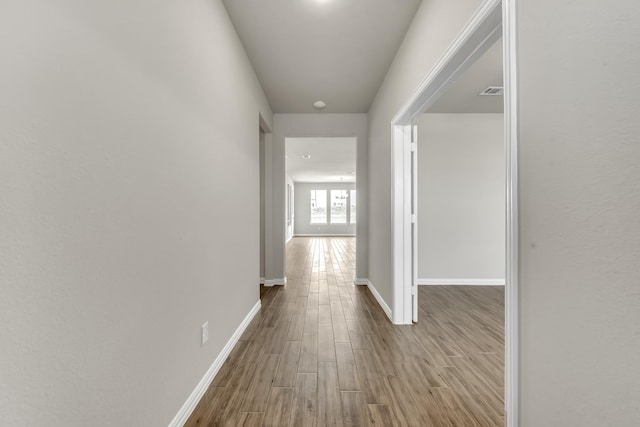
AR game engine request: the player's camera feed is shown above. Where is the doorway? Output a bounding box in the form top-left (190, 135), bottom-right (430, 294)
top-left (284, 137), bottom-right (357, 240)
top-left (390, 0), bottom-right (518, 424)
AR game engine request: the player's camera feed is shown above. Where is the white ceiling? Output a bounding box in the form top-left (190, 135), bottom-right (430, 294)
top-left (222, 0), bottom-right (422, 113)
top-left (286, 137), bottom-right (356, 183)
top-left (427, 38), bottom-right (504, 114)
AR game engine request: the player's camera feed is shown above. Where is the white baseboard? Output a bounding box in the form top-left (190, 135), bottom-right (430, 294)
top-left (259, 277), bottom-right (265, 285)
top-left (355, 278), bottom-right (393, 322)
top-left (286, 235), bottom-right (293, 244)
top-left (293, 234), bottom-right (356, 237)
top-left (263, 277), bottom-right (286, 287)
top-left (417, 278), bottom-right (505, 286)
top-left (169, 300), bottom-right (261, 427)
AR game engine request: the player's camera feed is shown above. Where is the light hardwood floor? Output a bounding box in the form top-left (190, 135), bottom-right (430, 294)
top-left (186, 237), bottom-right (504, 426)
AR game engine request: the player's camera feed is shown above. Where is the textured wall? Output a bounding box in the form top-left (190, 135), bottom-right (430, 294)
top-left (367, 0), bottom-right (484, 304)
top-left (517, 0), bottom-right (640, 424)
top-left (415, 114), bottom-right (505, 281)
top-left (0, 0), bottom-right (272, 425)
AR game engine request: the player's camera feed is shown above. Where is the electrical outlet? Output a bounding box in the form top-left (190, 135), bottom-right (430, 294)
top-left (201, 321), bottom-right (209, 346)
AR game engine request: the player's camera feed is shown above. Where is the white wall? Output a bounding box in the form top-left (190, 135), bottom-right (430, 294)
top-left (0, 1), bottom-right (272, 426)
top-left (273, 114), bottom-right (368, 279)
top-left (415, 114), bottom-right (504, 282)
top-left (367, 0), bottom-right (484, 304)
top-left (517, 0), bottom-right (640, 424)
top-left (294, 183), bottom-right (356, 236)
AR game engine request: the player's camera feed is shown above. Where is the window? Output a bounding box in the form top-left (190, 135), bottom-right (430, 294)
top-left (309, 188), bottom-right (356, 225)
top-left (330, 190), bottom-right (348, 224)
top-left (310, 190), bottom-right (327, 223)
top-left (350, 190), bottom-right (357, 224)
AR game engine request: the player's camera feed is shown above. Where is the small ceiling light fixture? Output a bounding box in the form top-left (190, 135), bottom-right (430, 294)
top-left (313, 100), bottom-right (327, 109)
top-left (302, 154), bottom-right (311, 159)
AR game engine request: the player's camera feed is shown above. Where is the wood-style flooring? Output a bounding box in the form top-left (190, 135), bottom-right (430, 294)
top-left (186, 237), bottom-right (504, 426)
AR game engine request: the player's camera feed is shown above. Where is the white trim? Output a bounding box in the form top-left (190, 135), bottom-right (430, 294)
top-left (169, 300), bottom-right (261, 427)
top-left (259, 277), bottom-right (265, 285)
top-left (294, 234), bottom-right (356, 237)
top-left (263, 277), bottom-right (286, 287)
top-left (364, 279), bottom-right (393, 322)
top-left (391, 124), bottom-right (413, 324)
top-left (503, 0), bottom-right (519, 425)
top-left (418, 278), bottom-right (505, 286)
top-left (352, 278), bottom-right (393, 321)
top-left (411, 126), bottom-right (419, 323)
top-left (391, 0), bottom-right (502, 125)
top-left (286, 235), bottom-right (293, 244)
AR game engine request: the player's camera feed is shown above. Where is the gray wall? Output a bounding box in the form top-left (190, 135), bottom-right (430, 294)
top-left (517, 0), bottom-right (640, 424)
top-left (415, 114), bottom-right (505, 281)
top-left (260, 130), bottom-right (266, 278)
top-left (368, 0), bottom-right (640, 424)
top-left (0, 1), bottom-right (272, 425)
top-left (294, 183), bottom-right (356, 236)
top-left (273, 114), bottom-right (368, 279)
top-left (367, 0), bottom-right (485, 305)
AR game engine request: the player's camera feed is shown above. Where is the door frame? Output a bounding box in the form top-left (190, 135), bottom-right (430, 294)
top-left (389, 0), bottom-right (518, 425)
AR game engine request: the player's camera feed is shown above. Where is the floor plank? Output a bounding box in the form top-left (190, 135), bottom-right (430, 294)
top-left (262, 387), bottom-right (295, 427)
top-left (185, 237), bottom-right (504, 426)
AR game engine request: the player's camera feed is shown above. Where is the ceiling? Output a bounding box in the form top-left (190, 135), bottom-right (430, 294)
top-left (427, 38), bottom-right (504, 114)
top-left (286, 137), bottom-right (356, 183)
top-left (222, 0), bottom-right (422, 113)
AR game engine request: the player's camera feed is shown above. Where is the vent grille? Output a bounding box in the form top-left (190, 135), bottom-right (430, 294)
top-left (479, 86), bottom-right (504, 96)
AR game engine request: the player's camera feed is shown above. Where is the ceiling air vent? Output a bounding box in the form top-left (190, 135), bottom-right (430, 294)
top-left (479, 86), bottom-right (504, 96)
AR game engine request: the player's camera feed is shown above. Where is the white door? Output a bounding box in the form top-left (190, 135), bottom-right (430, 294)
top-left (411, 125), bottom-right (418, 322)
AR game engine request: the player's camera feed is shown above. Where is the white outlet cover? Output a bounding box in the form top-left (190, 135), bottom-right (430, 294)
top-left (202, 321), bottom-right (209, 346)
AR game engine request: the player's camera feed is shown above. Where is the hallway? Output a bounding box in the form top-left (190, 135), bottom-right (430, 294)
top-left (186, 237), bottom-right (504, 426)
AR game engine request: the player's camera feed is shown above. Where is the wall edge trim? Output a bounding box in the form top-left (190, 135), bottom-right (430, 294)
top-left (365, 279), bottom-right (393, 322)
top-left (417, 278), bottom-right (505, 286)
top-left (168, 299), bottom-right (262, 427)
top-left (263, 277), bottom-right (286, 287)
top-left (293, 234), bottom-right (356, 237)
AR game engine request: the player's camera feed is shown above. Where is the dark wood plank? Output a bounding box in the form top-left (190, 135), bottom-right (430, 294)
top-left (263, 387), bottom-right (295, 427)
top-left (240, 353), bottom-right (280, 412)
top-left (318, 361), bottom-right (344, 427)
top-left (291, 373), bottom-right (317, 427)
top-left (235, 412), bottom-right (264, 427)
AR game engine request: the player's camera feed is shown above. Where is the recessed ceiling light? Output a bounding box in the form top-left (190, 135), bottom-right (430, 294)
top-left (313, 100), bottom-right (327, 109)
top-left (302, 154), bottom-right (311, 159)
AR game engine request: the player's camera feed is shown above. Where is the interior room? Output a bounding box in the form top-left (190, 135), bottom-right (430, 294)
top-left (3, 0), bottom-right (639, 426)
